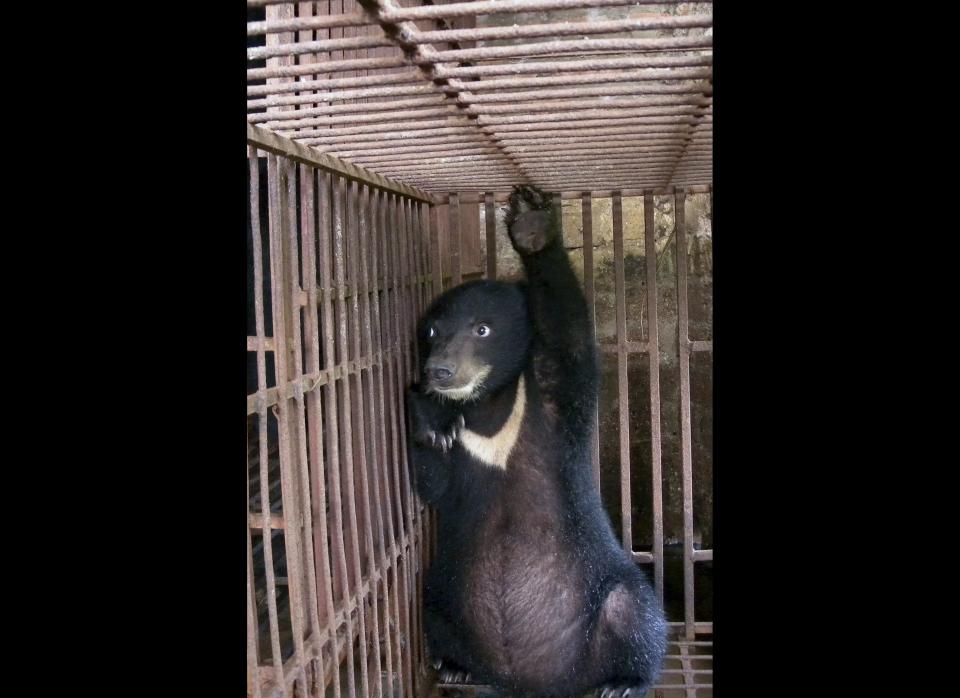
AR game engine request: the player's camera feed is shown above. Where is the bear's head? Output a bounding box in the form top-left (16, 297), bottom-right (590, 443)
top-left (416, 279), bottom-right (531, 402)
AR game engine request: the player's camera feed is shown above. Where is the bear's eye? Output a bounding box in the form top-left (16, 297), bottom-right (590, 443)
top-left (475, 324), bottom-right (491, 337)
top-left (428, 327), bottom-right (436, 339)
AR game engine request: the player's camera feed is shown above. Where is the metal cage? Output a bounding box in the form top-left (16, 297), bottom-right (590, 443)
top-left (247, 2), bottom-right (712, 696)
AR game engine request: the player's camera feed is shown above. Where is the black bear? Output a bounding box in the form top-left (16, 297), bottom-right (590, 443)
top-left (406, 185), bottom-right (667, 698)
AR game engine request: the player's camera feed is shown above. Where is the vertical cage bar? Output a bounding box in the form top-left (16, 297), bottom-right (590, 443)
top-left (419, 202), bottom-right (434, 303)
top-left (409, 199), bottom-right (431, 679)
top-left (552, 192), bottom-right (563, 245)
top-left (260, 153), bottom-right (288, 692)
top-left (317, 170), bottom-right (358, 698)
top-left (380, 191), bottom-right (409, 698)
top-left (429, 204), bottom-right (443, 293)
top-left (675, 188), bottom-right (696, 641)
top-left (484, 193), bottom-right (497, 279)
top-left (612, 191), bottom-right (632, 553)
top-left (269, 154), bottom-right (309, 697)
top-left (347, 179), bottom-right (385, 698)
top-left (643, 191), bottom-right (665, 604)
top-left (678, 643), bottom-right (697, 698)
top-left (580, 192), bottom-right (600, 491)
top-left (301, 162), bottom-right (342, 698)
top-left (288, 159), bottom-right (326, 697)
top-left (407, 199), bottom-right (420, 319)
top-left (396, 195), bottom-right (421, 695)
top-left (448, 193), bottom-right (462, 286)
top-left (367, 187), bottom-right (399, 698)
top-left (386, 193), bottom-right (415, 698)
top-left (248, 430), bottom-right (263, 698)
top-left (333, 174), bottom-right (371, 698)
top-left (250, 147), bottom-right (283, 691)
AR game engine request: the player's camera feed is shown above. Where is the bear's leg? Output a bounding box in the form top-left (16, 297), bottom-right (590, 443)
top-left (589, 581), bottom-right (667, 697)
top-left (424, 603), bottom-right (477, 685)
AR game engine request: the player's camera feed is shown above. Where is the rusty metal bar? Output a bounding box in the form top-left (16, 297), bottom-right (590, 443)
top-left (256, 106), bottom-right (458, 130)
top-left (366, 187), bottom-right (400, 698)
top-left (350, 150), bottom-right (505, 166)
top-left (383, 192), bottom-right (415, 698)
top-left (247, 177), bottom-right (264, 696)
top-left (581, 193), bottom-right (600, 492)
top-left (328, 137), bottom-right (495, 156)
top-left (249, 54), bottom-right (411, 81)
top-left (283, 117), bottom-right (473, 138)
top-left (399, 193), bottom-right (425, 695)
top-left (434, 54), bottom-right (711, 79)
top-left (250, 32), bottom-right (393, 60)
top-left (612, 192), bottom-right (632, 553)
top-left (288, 159), bottom-right (326, 698)
top-left (379, 0), bottom-right (706, 22)
top-left (346, 179), bottom-right (382, 698)
top-left (467, 89), bottom-right (709, 108)
top-left (428, 36), bottom-right (712, 63)
top-left (674, 189), bottom-right (696, 642)
top-left (247, 353), bottom-right (385, 417)
top-left (448, 194), bottom-right (463, 286)
top-left (256, 152), bottom-right (287, 687)
top-left (519, 155), bottom-right (711, 165)
top-left (407, 197), bottom-right (430, 680)
top-left (496, 128), bottom-right (709, 141)
top-left (412, 14), bottom-right (711, 44)
top-left (249, 10), bottom-right (372, 35)
top-left (268, 154), bottom-right (309, 697)
top-left (248, 80), bottom-right (438, 103)
top-left (333, 174), bottom-right (371, 697)
top-left (248, 123), bottom-right (437, 205)
top-left (444, 68), bottom-right (710, 92)
top-left (317, 170), bottom-right (358, 698)
top-left (505, 144), bottom-right (688, 155)
top-left (678, 643), bottom-right (697, 698)
top-left (299, 161), bottom-right (341, 698)
top-left (378, 189), bottom-right (409, 698)
top-left (484, 193), bottom-right (496, 279)
top-left (250, 93), bottom-right (443, 113)
top-left (296, 125), bottom-right (478, 145)
top-left (480, 107), bottom-right (706, 126)
top-left (430, 204), bottom-right (444, 295)
top-left (644, 191), bottom-right (665, 603)
top-left (336, 141), bottom-right (498, 158)
top-left (248, 336), bottom-right (277, 352)
top-left (397, 195), bottom-right (418, 698)
top-left (247, 497), bottom-right (263, 698)
top-left (282, 156), bottom-right (316, 695)
top-left (349, 155), bottom-right (517, 171)
top-left (492, 117), bottom-right (701, 134)
top-left (505, 141), bottom-right (707, 154)
top-left (481, 187), bottom-right (711, 203)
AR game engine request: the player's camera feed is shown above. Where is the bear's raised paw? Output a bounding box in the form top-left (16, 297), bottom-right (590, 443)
top-left (506, 185), bottom-right (558, 254)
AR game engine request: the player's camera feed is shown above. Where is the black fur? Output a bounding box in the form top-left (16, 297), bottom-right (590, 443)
top-left (407, 185), bottom-right (667, 697)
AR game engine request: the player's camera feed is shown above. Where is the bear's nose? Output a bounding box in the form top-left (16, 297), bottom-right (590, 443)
top-left (425, 363), bottom-right (456, 383)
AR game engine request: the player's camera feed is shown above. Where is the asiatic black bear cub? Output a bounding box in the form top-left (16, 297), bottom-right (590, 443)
top-left (406, 185), bottom-right (667, 698)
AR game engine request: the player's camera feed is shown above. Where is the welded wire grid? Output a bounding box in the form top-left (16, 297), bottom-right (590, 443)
top-left (247, 2), bottom-right (712, 697)
top-left (247, 0), bottom-right (712, 194)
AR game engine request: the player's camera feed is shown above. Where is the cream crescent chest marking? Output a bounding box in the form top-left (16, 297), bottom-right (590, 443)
top-left (459, 375), bottom-right (526, 470)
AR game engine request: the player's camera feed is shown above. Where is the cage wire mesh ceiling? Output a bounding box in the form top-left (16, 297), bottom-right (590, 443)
top-left (247, 0), bottom-right (713, 196)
